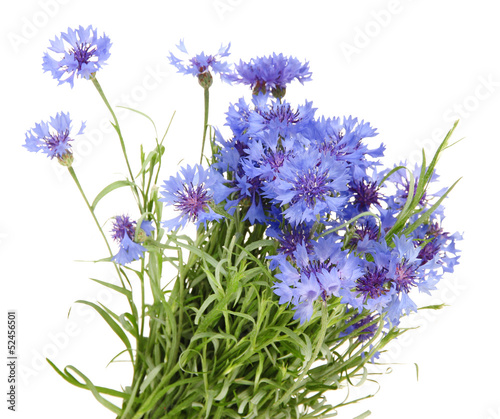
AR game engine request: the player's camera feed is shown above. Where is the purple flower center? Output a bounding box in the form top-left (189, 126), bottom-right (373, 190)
top-left (417, 222), bottom-right (447, 265)
top-left (349, 180), bottom-right (382, 210)
top-left (301, 260), bottom-right (331, 278)
top-left (393, 262), bottom-right (418, 293)
top-left (71, 42), bottom-right (97, 70)
top-left (44, 129), bottom-right (72, 158)
top-left (418, 240), bottom-right (441, 265)
top-left (266, 150), bottom-right (288, 172)
top-left (174, 183), bottom-right (211, 220)
top-left (349, 222), bottom-right (379, 247)
top-left (292, 169), bottom-right (329, 208)
top-left (356, 266), bottom-right (389, 300)
top-left (112, 216), bottom-right (136, 243)
top-left (277, 227), bottom-right (312, 257)
top-left (261, 104), bottom-right (301, 125)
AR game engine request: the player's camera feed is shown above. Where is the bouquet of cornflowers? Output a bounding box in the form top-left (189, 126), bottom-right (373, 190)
top-left (25, 25), bottom-right (462, 418)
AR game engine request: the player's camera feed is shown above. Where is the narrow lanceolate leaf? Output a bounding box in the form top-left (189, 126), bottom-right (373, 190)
top-left (91, 180), bottom-right (137, 211)
top-left (353, 411), bottom-right (372, 419)
top-left (116, 105), bottom-right (158, 137)
top-left (47, 359), bottom-right (130, 400)
top-left (139, 364), bottom-right (164, 393)
top-left (404, 177), bottom-right (461, 236)
top-left (47, 360), bottom-right (125, 414)
top-left (136, 146), bottom-right (165, 178)
top-left (75, 300), bottom-right (133, 362)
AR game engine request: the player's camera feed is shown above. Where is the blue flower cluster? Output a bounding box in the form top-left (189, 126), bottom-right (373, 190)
top-left (162, 44), bottom-right (461, 328)
top-left (27, 27), bottom-right (461, 331)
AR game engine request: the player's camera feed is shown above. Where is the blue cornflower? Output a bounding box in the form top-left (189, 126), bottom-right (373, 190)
top-left (386, 163), bottom-right (445, 212)
top-left (23, 112), bottom-right (85, 166)
top-left (168, 39), bottom-right (231, 87)
top-left (412, 218), bottom-right (462, 294)
top-left (111, 216), bottom-right (154, 265)
top-left (272, 236), bottom-right (363, 324)
top-left (309, 116), bottom-right (383, 168)
top-left (43, 25), bottom-right (111, 88)
top-left (230, 53), bottom-right (312, 98)
top-left (265, 149), bottom-right (349, 225)
top-left (357, 235), bottom-right (421, 323)
top-left (355, 264), bottom-right (394, 312)
top-left (267, 220), bottom-right (313, 259)
top-left (348, 177), bottom-right (384, 212)
top-left (160, 165), bottom-right (231, 230)
top-left (348, 233), bottom-right (428, 321)
top-left (417, 221), bottom-right (461, 272)
top-left (347, 219), bottom-right (380, 250)
top-left (248, 100), bottom-right (316, 142)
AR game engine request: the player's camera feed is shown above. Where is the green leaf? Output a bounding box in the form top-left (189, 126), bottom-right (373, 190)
top-left (116, 105), bottom-right (158, 137)
top-left (194, 294), bottom-right (219, 325)
top-left (89, 278), bottom-right (132, 299)
top-left (404, 177), bottom-right (461, 236)
top-left (135, 147), bottom-right (165, 179)
top-left (353, 410), bottom-right (372, 419)
top-left (75, 300), bottom-right (133, 362)
top-left (47, 360), bottom-right (124, 414)
top-left (47, 358), bottom-right (129, 400)
top-left (91, 180), bottom-right (136, 211)
top-left (139, 364), bottom-right (164, 393)
top-left (419, 303), bottom-right (447, 310)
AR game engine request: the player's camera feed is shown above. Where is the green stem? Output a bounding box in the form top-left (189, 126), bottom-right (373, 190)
top-left (68, 166), bottom-right (141, 401)
top-left (90, 75), bottom-right (143, 211)
top-left (200, 87), bottom-right (210, 165)
top-left (68, 167), bottom-right (113, 255)
top-left (276, 302), bottom-right (329, 406)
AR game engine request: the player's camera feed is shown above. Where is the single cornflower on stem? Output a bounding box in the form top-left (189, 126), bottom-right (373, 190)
top-left (168, 39), bottom-right (232, 87)
top-left (23, 112), bottom-right (85, 167)
top-left (230, 53), bottom-right (312, 98)
top-left (42, 25), bottom-right (111, 87)
top-left (168, 40), bottom-right (231, 163)
top-left (111, 215), bottom-right (154, 265)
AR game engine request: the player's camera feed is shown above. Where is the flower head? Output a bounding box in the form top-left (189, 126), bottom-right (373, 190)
top-left (111, 216), bottom-right (154, 265)
top-left (43, 25), bottom-right (111, 87)
top-left (160, 165), bottom-right (231, 230)
top-left (231, 53), bottom-right (312, 98)
top-left (168, 39), bottom-right (231, 87)
top-left (23, 112), bottom-right (85, 166)
top-left (265, 149), bottom-right (349, 225)
top-left (272, 236), bottom-right (363, 324)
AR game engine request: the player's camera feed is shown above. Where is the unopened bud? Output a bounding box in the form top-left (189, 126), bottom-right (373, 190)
top-left (272, 86), bottom-right (286, 100)
top-left (252, 80), bottom-right (267, 96)
top-left (136, 230), bottom-right (147, 243)
top-left (57, 152), bottom-right (74, 167)
top-left (198, 71), bottom-right (213, 89)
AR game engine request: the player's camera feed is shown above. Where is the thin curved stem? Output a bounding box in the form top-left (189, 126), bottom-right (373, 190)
top-left (200, 87), bottom-right (210, 164)
top-left (90, 75), bottom-right (143, 212)
top-left (68, 166), bottom-right (113, 255)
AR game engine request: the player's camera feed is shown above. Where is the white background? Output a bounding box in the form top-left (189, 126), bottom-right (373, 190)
top-left (1, 1), bottom-right (499, 418)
